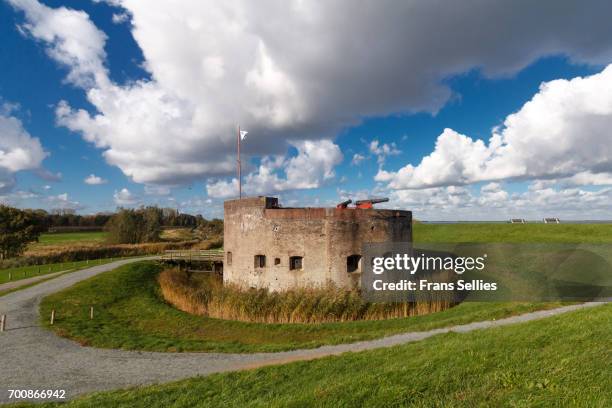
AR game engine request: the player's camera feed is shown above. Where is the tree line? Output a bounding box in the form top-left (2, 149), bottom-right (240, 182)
top-left (18, 207), bottom-right (206, 233)
top-left (0, 205), bottom-right (223, 259)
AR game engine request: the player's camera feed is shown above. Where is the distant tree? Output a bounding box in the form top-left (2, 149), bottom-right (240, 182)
top-left (0, 205), bottom-right (41, 259)
top-left (141, 207), bottom-right (162, 242)
top-left (105, 207), bottom-right (162, 244)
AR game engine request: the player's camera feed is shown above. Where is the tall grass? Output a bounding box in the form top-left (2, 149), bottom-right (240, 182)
top-left (1, 241), bottom-right (197, 269)
top-left (158, 269), bottom-right (453, 323)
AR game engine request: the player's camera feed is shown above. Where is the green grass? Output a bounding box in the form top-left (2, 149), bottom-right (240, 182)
top-left (24, 303), bottom-right (612, 407)
top-left (0, 258), bottom-right (115, 285)
top-left (34, 231), bottom-right (107, 246)
top-left (413, 222), bottom-right (612, 243)
top-left (40, 261), bottom-right (566, 353)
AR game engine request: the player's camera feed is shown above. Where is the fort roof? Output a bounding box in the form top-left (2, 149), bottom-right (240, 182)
top-left (224, 196), bottom-right (411, 220)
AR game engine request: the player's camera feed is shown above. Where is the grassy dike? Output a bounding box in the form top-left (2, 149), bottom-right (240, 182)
top-left (39, 261), bottom-right (565, 353)
top-left (25, 303), bottom-right (612, 407)
top-left (412, 222), bottom-right (612, 243)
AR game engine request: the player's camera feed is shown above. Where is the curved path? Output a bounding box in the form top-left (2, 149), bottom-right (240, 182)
top-left (0, 257), bottom-right (607, 403)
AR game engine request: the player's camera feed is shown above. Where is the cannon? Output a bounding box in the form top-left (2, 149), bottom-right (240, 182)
top-left (336, 199), bottom-right (352, 209)
top-left (354, 197), bottom-right (389, 209)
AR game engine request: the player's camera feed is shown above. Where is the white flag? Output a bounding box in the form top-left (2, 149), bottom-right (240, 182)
top-left (240, 130), bottom-right (248, 140)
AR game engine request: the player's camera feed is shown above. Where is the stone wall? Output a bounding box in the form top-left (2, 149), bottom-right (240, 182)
top-left (223, 196), bottom-right (412, 291)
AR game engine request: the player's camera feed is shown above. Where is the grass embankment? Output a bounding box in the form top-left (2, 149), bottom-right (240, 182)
top-left (159, 269), bottom-right (451, 323)
top-left (413, 222), bottom-right (612, 243)
top-left (0, 258), bottom-right (115, 285)
top-left (40, 262), bottom-right (564, 353)
top-left (28, 303), bottom-right (612, 407)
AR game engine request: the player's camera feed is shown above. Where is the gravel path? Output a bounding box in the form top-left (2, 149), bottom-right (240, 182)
top-left (0, 270), bottom-right (69, 292)
top-left (0, 257), bottom-right (607, 404)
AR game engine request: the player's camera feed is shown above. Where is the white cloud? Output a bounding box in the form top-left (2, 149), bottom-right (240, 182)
top-left (206, 178), bottom-right (238, 199)
top-left (284, 140), bottom-right (343, 188)
top-left (46, 192), bottom-right (82, 210)
top-left (0, 104), bottom-right (48, 193)
top-left (0, 190), bottom-right (39, 207)
top-left (369, 140), bottom-right (401, 166)
top-left (34, 168), bottom-right (62, 181)
top-left (378, 65), bottom-right (612, 189)
top-left (111, 12), bottom-right (129, 24)
top-left (84, 173), bottom-right (107, 185)
top-left (9, 0), bottom-right (612, 188)
top-left (113, 188), bottom-right (138, 205)
top-left (206, 139), bottom-right (342, 198)
top-left (8, 0), bottom-right (109, 88)
top-left (385, 182), bottom-right (612, 221)
top-left (351, 153), bottom-right (365, 166)
top-left (144, 184), bottom-right (171, 196)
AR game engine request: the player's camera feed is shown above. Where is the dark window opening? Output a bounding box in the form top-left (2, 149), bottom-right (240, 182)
top-left (274, 257), bottom-right (281, 265)
top-left (227, 251), bottom-right (232, 265)
top-left (289, 256), bottom-right (303, 270)
top-left (347, 255), bottom-right (361, 273)
top-left (254, 255), bottom-right (266, 268)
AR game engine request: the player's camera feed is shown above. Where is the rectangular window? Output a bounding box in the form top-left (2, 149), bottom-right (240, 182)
top-left (227, 251), bottom-right (232, 265)
top-left (347, 254), bottom-right (361, 273)
top-left (254, 255), bottom-right (266, 268)
top-left (289, 256), bottom-right (303, 270)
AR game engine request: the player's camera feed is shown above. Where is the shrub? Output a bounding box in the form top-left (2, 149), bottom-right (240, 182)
top-left (158, 268), bottom-right (453, 323)
top-left (0, 205), bottom-right (41, 259)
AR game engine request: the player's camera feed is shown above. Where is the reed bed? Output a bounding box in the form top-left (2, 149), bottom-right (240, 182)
top-left (158, 268), bottom-right (454, 324)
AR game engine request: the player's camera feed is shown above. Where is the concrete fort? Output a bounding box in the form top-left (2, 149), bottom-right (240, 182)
top-left (223, 196), bottom-right (412, 291)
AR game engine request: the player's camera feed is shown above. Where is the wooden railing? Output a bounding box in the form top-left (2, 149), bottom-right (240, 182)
top-left (160, 249), bottom-right (224, 262)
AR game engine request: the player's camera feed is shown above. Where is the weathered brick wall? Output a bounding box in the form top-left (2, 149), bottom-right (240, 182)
top-left (223, 197), bottom-right (412, 291)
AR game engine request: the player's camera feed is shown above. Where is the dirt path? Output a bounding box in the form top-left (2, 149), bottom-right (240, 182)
top-left (0, 257), bottom-right (607, 404)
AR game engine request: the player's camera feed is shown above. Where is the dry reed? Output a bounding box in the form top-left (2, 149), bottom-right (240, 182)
top-left (158, 268), bottom-right (454, 324)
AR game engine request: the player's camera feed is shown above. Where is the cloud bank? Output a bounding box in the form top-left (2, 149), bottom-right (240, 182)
top-left (377, 65), bottom-right (612, 189)
top-left (8, 0), bottom-right (612, 192)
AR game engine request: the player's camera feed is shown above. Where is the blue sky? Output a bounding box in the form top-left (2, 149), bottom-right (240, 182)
top-left (1, 0), bottom-right (612, 220)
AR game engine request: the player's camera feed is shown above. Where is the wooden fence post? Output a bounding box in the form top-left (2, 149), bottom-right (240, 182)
top-left (50, 309), bottom-right (55, 325)
top-left (0, 315), bottom-right (6, 332)
top-left (90, 306), bottom-right (94, 320)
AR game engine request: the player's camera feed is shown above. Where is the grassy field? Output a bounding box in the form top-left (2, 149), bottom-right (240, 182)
top-left (40, 261), bottom-right (566, 353)
top-left (34, 231), bottom-right (108, 246)
top-left (413, 222), bottom-right (612, 243)
top-left (25, 302), bottom-right (612, 407)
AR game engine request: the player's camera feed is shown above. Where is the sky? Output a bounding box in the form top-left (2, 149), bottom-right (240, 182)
top-left (1, 0), bottom-right (612, 220)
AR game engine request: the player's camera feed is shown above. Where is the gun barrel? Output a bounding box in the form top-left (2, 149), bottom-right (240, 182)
top-left (336, 199), bottom-right (352, 208)
top-left (355, 197), bottom-right (389, 205)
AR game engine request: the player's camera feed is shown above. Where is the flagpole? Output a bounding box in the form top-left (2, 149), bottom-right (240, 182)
top-left (237, 125), bottom-right (242, 199)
